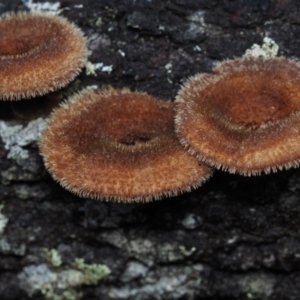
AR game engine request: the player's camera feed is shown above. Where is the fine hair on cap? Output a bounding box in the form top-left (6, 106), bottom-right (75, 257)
top-left (0, 12), bottom-right (87, 100)
top-left (175, 56), bottom-right (300, 175)
top-left (40, 87), bottom-right (212, 202)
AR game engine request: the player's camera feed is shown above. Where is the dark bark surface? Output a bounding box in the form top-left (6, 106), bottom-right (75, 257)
top-left (1, 0), bottom-right (300, 299)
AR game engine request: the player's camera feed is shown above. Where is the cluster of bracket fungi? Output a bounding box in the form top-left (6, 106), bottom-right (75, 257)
top-left (2, 11), bottom-right (300, 203)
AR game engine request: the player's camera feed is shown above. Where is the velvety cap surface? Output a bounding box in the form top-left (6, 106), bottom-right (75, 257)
top-left (40, 88), bottom-right (212, 202)
top-left (0, 12), bottom-right (87, 100)
top-left (175, 57), bottom-right (300, 175)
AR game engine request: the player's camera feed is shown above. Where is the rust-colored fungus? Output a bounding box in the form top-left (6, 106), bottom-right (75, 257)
top-left (175, 56), bottom-right (300, 175)
top-left (0, 12), bottom-right (87, 100)
top-left (40, 88), bottom-right (212, 202)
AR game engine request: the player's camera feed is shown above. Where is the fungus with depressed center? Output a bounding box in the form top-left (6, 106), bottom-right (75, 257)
top-left (0, 12), bottom-right (87, 100)
top-left (175, 56), bottom-right (300, 175)
top-left (40, 88), bottom-right (212, 202)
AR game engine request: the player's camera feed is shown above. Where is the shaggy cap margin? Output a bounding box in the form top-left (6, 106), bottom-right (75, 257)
top-left (40, 88), bottom-right (212, 202)
top-left (175, 56), bottom-right (300, 176)
top-left (0, 12), bottom-right (88, 100)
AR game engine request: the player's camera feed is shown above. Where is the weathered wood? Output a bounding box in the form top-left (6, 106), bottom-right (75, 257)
top-left (1, 1), bottom-right (300, 299)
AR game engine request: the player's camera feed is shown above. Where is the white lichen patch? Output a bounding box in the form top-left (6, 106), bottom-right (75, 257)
top-left (19, 264), bottom-right (58, 297)
top-left (21, 0), bottom-right (61, 14)
top-left (238, 273), bottom-right (276, 298)
top-left (244, 37), bottom-right (279, 58)
top-left (165, 63), bottom-right (172, 74)
top-left (18, 258), bottom-right (111, 300)
top-left (186, 10), bottom-right (221, 40)
top-left (85, 85), bottom-right (99, 91)
top-left (0, 204), bottom-right (8, 235)
top-left (181, 213), bottom-right (203, 229)
top-left (186, 11), bottom-right (206, 35)
top-left (0, 118), bottom-right (47, 160)
top-left (85, 61), bottom-right (113, 76)
top-left (187, 10), bottom-right (206, 25)
top-left (118, 50), bottom-right (126, 57)
top-left (0, 236), bottom-right (26, 256)
top-left (121, 261), bottom-right (148, 283)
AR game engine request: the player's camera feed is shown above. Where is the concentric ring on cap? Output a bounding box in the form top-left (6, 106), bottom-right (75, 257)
top-left (175, 56), bottom-right (300, 175)
top-left (0, 12), bottom-right (87, 100)
top-left (40, 88), bottom-right (212, 202)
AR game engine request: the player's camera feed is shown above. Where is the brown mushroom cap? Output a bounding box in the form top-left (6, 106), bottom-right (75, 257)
top-left (175, 56), bottom-right (300, 175)
top-left (0, 12), bottom-right (87, 100)
top-left (40, 88), bottom-right (212, 202)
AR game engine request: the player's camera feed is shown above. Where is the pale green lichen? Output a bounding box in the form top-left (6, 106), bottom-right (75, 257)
top-left (85, 61), bottom-right (113, 76)
top-left (85, 61), bottom-right (97, 76)
top-left (48, 290), bottom-right (81, 300)
top-left (45, 249), bottom-right (63, 268)
top-left (18, 254), bottom-right (111, 300)
top-left (73, 258), bottom-right (111, 284)
top-left (244, 37), bottom-right (279, 58)
top-left (178, 245), bottom-right (196, 257)
top-left (95, 17), bottom-right (103, 26)
top-left (157, 243), bottom-right (196, 263)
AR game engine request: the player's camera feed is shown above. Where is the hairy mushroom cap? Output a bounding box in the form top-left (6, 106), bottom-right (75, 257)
top-left (0, 12), bottom-right (87, 100)
top-left (175, 56), bottom-right (300, 176)
top-left (40, 88), bottom-right (212, 202)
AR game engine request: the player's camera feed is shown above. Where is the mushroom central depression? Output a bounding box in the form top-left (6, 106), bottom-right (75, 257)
top-left (40, 88), bottom-right (212, 202)
top-left (175, 56), bottom-right (300, 175)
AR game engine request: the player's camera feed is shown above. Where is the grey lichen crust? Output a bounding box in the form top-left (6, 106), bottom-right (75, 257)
top-left (0, 118), bottom-right (47, 185)
top-left (18, 250), bottom-right (111, 300)
top-left (0, 118), bottom-right (47, 160)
